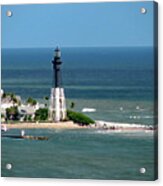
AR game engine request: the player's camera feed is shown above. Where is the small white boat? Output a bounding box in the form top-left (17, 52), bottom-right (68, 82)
top-left (21, 130), bottom-right (25, 137)
top-left (1, 124), bottom-right (7, 132)
top-left (82, 108), bottom-right (96, 113)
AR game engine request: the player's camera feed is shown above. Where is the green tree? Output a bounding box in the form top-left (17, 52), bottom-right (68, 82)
top-left (44, 96), bottom-right (49, 101)
top-left (24, 115), bottom-right (32, 121)
top-left (26, 97), bottom-right (37, 106)
top-left (2, 92), bottom-right (20, 105)
top-left (2, 92), bottom-right (6, 98)
top-left (44, 96), bottom-right (49, 108)
top-left (1, 114), bottom-right (5, 119)
top-left (6, 92), bottom-right (14, 98)
top-left (34, 108), bottom-right (48, 121)
top-left (70, 102), bottom-right (75, 109)
top-left (12, 95), bottom-right (19, 105)
top-left (6, 106), bottom-right (19, 120)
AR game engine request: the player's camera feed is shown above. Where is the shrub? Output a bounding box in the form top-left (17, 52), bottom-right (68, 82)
top-left (34, 108), bottom-right (48, 121)
top-left (67, 110), bottom-right (94, 125)
top-left (24, 115), bottom-right (32, 121)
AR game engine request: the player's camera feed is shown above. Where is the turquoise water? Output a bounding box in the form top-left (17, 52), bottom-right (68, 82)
top-left (1, 47), bottom-right (157, 180)
top-left (1, 129), bottom-right (156, 180)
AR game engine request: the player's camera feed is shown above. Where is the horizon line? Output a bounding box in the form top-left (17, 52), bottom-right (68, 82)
top-left (2, 45), bottom-right (153, 49)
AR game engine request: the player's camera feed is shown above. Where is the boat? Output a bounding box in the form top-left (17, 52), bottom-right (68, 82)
top-left (1, 124), bottom-right (7, 132)
top-left (82, 108), bottom-right (96, 112)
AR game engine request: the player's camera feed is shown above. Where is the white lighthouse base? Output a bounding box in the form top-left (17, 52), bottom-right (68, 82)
top-left (49, 88), bottom-right (66, 122)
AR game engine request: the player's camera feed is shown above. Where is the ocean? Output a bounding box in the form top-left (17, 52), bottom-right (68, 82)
top-left (1, 47), bottom-right (157, 180)
top-left (1, 47), bottom-right (155, 125)
top-left (1, 129), bottom-right (156, 180)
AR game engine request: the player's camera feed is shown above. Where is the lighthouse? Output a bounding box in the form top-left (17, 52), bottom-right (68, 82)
top-left (49, 47), bottom-right (66, 122)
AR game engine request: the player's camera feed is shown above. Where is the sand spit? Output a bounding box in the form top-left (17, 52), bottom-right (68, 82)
top-left (2, 121), bottom-right (86, 129)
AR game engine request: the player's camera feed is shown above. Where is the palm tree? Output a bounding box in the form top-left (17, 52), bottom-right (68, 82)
top-left (70, 102), bottom-right (75, 109)
top-left (12, 95), bottom-right (19, 106)
top-left (44, 96), bottom-right (49, 101)
top-left (44, 96), bottom-right (49, 108)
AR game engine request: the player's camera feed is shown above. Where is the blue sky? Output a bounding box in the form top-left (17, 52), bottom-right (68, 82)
top-left (2, 1), bottom-right (154, 48)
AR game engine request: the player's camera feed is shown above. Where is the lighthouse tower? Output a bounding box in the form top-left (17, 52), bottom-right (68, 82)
top-left (49, 47), bottom-right (66, 122)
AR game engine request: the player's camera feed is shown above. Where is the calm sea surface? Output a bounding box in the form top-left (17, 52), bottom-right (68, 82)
top-left (2, 129), bottom-right (156, 180)
top-left (1, 47), bottom-right (157, 180)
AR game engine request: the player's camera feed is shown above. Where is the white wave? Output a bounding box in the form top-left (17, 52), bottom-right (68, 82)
top-left (119, 107), bottom-right (123, 111)
top-left (82, 108), bottom-right (96, 113)
top-left (129, 115), bottom-right (140, 119)
top-left (95, 130), bottom-right (123, 134)
top-left (95, 120), bottom-right (154, 130)
top-left (129, 115), bottom-right (153, 119)
top-left (142, 115), bottom-right (154, 119)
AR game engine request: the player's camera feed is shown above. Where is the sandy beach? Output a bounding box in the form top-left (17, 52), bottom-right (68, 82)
top-left (2, 121), bottom-right (86, 129)
top-left (1, 121), bottom-right (156, 132)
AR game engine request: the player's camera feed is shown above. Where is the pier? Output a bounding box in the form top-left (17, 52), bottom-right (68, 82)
top-left (1, 134), bottom-right (48, 141)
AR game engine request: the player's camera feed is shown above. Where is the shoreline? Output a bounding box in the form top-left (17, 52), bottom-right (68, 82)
top-left (95, 120), bottom-right (156, 131)
top-left (1, 121), bottom-right (86, 129)
top-left (1, 121), bottom-right (156, 132)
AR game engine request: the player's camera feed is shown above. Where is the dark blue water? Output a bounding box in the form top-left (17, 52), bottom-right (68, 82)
top-left (1, 47), bottom-right (154, 100)
top-left (1, 47), bottom-right (155, 124)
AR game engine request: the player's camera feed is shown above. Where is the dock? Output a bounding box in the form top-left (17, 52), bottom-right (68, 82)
top-left (1, 135), bottom-right (49, 141)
